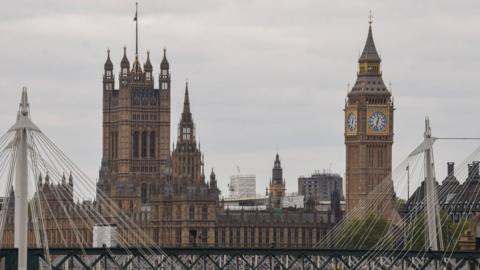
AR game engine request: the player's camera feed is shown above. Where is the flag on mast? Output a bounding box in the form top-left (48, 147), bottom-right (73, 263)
top-left (134, 2), bottom-right (138, 21)
top-left (134, 2), bottom-right (138, 55)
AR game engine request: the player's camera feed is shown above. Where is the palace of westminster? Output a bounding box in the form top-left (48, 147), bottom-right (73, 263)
top-left (1, 17), bottom-right (402, 248)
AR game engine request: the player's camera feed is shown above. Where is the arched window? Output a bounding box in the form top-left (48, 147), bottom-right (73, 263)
top-left (114, 132), bottom-right (118, 158)
top-left (132, 131), bottom-right (139, 158)
top-left (141, 183), bottom-right (148, 203)
top-left (189, 205), bottom-right (195, 220)
top-left (111, 132), bottom-right (115, 158)
top-left (150, 131), bottom-right (156, 158)
top-left (141, 131), bottom-right (147, 158)
top-left (176, 205), bottom-right (182, 219)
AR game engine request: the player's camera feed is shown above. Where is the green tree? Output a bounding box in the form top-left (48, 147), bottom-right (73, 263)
top-left (405, 211), bottom-right (467, 251)
top-left (335, 214), bottom-right (391, 249)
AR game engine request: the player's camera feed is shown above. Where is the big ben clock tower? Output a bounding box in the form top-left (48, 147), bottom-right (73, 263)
top-left (345, 18), bottom-right (397, 220)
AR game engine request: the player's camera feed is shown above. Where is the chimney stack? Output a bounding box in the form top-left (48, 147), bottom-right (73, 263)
top-left (474, 161), bottom-right (480, 178)
top-left (447, 162), bottom-right (454, 176)
top-left (467, 161), bottom-right (480, 180)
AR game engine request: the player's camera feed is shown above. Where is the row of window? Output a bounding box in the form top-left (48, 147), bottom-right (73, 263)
top-left (151, 227), bottom-right (325, 247)
top-left (174, 156), bottom-right (198, 175)
top-left (181, 127), bottom-right (192, 140)
top-left (105, 82), bottom-right (168, 91)
top-left (110, 132), bottom-right (118, 158)
top-left (367, 146), bottom-right (387, 168)
top-left (132, 113), bottom-right (158, 121)
top-left (132, 131), bottom-right (156, 158)
top-left (105, 69), bottom-right (169, 82)
top-left (119, 69), bottom-right (168, 81)
top-left (160, 205), bottom-right (209, 220)
top-left (117, 69), bottom-right (168, 78)
top-left (213, 227), bottom-right (325, 247)
top-left (131, 166), bottom-right (157, 173)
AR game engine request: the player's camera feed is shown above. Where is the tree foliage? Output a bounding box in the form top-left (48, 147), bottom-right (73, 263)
top-left (335, 214), bottom-right (390, 249)
top-left (405, 211), bottom-right (468, 251)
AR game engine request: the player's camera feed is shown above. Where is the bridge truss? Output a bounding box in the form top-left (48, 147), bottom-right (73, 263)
top-left (0, 247), bottom-right (480, 270)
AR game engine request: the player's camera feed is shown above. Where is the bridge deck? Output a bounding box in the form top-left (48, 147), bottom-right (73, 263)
top-left (0, 247), bottom-right (479, 269)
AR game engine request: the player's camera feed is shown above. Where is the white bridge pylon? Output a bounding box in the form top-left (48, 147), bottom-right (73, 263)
top-left (8, 88), bottom-right (40, 270)
top-left (0, 88), bottom-right (177, 269)
top-left (408, 118), bottom-right (443, 251)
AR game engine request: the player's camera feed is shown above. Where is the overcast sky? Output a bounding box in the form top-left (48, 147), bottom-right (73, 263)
top-left (1, 0), bottom-right (480, 199)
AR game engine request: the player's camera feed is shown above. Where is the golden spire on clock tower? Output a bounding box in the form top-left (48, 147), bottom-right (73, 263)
top-left (358, 14), bottom-right (382, 76)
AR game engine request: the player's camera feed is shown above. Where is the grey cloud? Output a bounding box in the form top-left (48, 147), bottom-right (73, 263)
top-left (1, 0), bottom-right (480, 198)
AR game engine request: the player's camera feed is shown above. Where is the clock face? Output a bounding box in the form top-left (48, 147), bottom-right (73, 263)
top-left (369, 111), bottom-right (387, 131)
top-left (347, 112), bottom-right (357, 131)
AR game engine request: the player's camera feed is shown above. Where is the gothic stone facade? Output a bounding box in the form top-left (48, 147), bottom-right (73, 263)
top-left (94, 46), bottom-right (338, 248)
top-left (1, 174), bottom-right (93, 248)
top-left (1, 23), bottom-right (382, 247)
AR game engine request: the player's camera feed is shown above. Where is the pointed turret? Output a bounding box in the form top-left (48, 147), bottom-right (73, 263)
top-left (103, 49), bottom-right (114, 90)
top-left (143, 50), bottom-right (153, 82)
top-left (272, 153), bottom-right (283, 185)
top-left (269, 153), bottom-right (286, 208)
top-left (210, 168), bottom-right (216, 181)
top-left (69, 172), bottom-right (73, 186)
top-left (210, 169), bottom-right (217, 189)
top-left (183, 81), bottom-right (191, 114)
top-left (38, 173), bottom-right (43, 185)
top-left (121, 46), bottom-right (130, 68)
top-left (177, 81), bottom-right (194, 142)
top-left (45, 172), bottom-right (50, 184)
top-left (160, 48), bottom-right (170, 91)
top-left (120, 46), bottom-right (130, 81)
top-left (144, 51), bottom-right (152, 72)
top-left (104, 49), bottom-right (113, 70)
top-left (161, 48), bottom-right (169, 70)
top-left (172, 80), bottom-right (202, 184)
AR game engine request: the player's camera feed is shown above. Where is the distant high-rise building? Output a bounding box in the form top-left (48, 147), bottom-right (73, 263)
top-left (298, 172), bottom-right (343, 202)
top-left (229, 174), bottom-right (256, 198)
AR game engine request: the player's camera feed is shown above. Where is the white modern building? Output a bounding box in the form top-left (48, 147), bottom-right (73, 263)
top-left (93, 224), bottom-right (118, 247)
top-left (222, 193), bottom-right (305, 210)
top-left (228, 174), bottom-right (256, 198)
top-left (281, 193), bottom-right (304, 208)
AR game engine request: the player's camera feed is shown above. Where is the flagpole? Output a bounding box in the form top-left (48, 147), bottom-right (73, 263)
top-left (135, 2), bottom-right (138, 56)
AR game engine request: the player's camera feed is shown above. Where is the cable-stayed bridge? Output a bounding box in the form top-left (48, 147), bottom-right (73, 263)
top-left (1, 89), bottom-right (480, 269)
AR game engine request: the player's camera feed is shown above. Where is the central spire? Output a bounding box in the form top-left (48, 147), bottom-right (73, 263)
top-left (177, 80), bottom-right (195, 144)
top-left (183, 80), bottom-right (190, 114)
